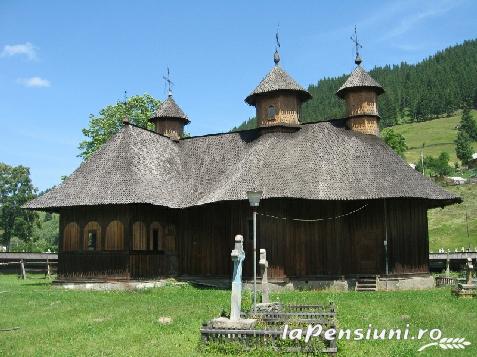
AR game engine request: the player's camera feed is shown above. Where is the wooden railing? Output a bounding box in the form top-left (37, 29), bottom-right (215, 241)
top-left (57, 251), bottom-right (178, 279)
top-left (435, 276), bottom-right (457, 287)
top-left (129, 251), bottom-right (178, 278)
top-left (58, 251), bottom-right (129, 279)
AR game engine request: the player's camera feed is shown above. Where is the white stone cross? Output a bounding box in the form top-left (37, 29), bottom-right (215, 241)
top-left (259, 249), bottom-right (269, 303)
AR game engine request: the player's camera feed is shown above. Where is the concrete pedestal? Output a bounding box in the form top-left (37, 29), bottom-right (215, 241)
top-left (209, 317), bottom-right (257, 329)
top-left (452, 283), bottom-right (476, 298)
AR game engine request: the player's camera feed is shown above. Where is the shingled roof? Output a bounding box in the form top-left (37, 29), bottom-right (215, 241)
top-left (245, 65), bottom-right (312, 105)
top-left (24, 122), bottom-right (460, 211)
top-left (150, 95), bottom-right (189, 123)
top-left (336, 65), bottom-right (384, 98)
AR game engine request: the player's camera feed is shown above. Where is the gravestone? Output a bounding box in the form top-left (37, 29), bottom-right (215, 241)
top-left (445, 250), bottom-right (450, 277)
top-left (259, 249), bottom-right (269, 303)
top-left (452, 258), bottom-right (476, 298)
top-left (208, 235), bottom-right (256, 329)
top-left (230, 235), bottom-right (246, 321)
top-left (465, 258), bottom-right (474, 285)
top-left (254, 249), bottom-right (281, 313)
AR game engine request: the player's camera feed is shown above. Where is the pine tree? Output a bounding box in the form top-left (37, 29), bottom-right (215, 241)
top-left (459, 106), bottom-right (477, 140)
top-left (455, 130), bottom-right (474, 164)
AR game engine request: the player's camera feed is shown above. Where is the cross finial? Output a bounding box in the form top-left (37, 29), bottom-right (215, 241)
top-left (163, 67), bottom-right (174, 96)
top-left (274, 24), bottom-right (280, 65)
top-left (350, 25), bottom-right (363, 65)
top-left (122, 90), bottom-right (129, 125)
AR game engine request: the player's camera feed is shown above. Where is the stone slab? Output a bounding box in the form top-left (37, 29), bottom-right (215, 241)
top-left (209, 317), bottom-right (257, 329)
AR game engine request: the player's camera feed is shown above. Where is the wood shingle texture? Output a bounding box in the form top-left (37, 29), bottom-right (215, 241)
top-left (150, 95), bottom-right (190, 123)
top-left (24, 121), bottom-right (460, 211)
top-left (245, 65), bottom-right (312, 105)
top-left (336, 65), bottom-right (384, 98)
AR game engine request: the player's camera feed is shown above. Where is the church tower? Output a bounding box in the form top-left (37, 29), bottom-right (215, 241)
top-left (245, 35), bottom-right (311, 128)
top-left (149, 70), bottom-right (190, 141)
top-left (336, 27), bottom-right (384, 136)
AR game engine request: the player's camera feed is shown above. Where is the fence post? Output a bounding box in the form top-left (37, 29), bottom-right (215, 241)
top-left (20, 259), bottom-right (27, 280)
top-left (46, 258), bottom-right (52, 278)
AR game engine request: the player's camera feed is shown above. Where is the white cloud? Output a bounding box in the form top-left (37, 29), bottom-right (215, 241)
top-left (1, 42), bottom-right (37, 60)
top-left (17, 76), bottom-right (51, 88)
top-left (380, 0), bottom-right (461, 40)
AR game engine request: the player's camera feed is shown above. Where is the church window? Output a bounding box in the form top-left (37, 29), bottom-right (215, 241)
top-left (83, 221), bottom-right (101, 251)
top-left (105, 220), bottom-right (124, 250)
top-left (267, 105), bottom-right (276, 120)
top-left (63, 222), bottom-right (80, 251)
top-left (132, 221), bottom-right (147, 250)
top-left (87, 231), bottom-right (97, 251)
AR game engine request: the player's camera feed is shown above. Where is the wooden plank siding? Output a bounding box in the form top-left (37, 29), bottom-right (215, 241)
top-left (57, 198), bottom-right (430, 280)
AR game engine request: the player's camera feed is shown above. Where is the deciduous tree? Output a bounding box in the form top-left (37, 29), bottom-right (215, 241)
top-left (0, 163), bottom-right (38, 250)
top-left (381, 128), bottom-right (408, 158)
top-left (79, 94), bottom-right (161, 159)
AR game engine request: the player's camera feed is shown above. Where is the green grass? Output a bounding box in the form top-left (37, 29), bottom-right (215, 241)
top-left (392, 110), bottom-right (477, 164)
top-left (428, 184), bottom-right (477, 251)
top-left (1, 275), bottom-right (476, 356)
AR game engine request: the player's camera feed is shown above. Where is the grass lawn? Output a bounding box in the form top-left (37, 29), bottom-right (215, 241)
top-left (428, 184), bottom-right (477, 251)
top-left (392, 110), bottom-right (477, 164)
top-left (0, 275), bottom-right (476, 356)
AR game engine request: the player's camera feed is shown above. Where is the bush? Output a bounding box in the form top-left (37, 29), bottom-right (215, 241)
top-left (415, 152), bottom-right (453, 177)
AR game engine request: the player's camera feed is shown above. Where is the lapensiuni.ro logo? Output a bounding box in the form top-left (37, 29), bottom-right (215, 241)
top-left (281, 324), bottom-right (471, 352)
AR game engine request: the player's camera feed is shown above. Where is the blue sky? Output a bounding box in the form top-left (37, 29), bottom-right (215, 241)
top-left (1, 0), bottom-right (476, 191)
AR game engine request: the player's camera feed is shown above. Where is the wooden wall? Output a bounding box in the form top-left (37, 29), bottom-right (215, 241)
top-left (256, 93), bottom-right (300, 127)
top-left (57, 198), bottom-right (430, 280)
top-left (177, 198), bottom-right (430, 279)
top-left (58, 204), bottom-right (178, 278)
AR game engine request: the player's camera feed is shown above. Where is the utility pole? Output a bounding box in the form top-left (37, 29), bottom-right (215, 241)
top-left (466, 211), bottom-right (470, 251)
top-left (421, 143), bottom-right (425, 175)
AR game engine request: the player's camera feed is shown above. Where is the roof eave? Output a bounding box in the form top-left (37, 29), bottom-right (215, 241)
top-left (336, 85), bottom-right (385, 99)
top-left (245, 89), bottom-right (312, 106)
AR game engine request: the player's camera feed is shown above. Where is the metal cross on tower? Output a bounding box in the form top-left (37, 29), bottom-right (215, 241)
top-left (274, 24), bottom-right (281, 65)
top-left (350, 25), bottom-right (363, 65)
top-left (122, 90), bottom-right (129, 124)
top-left (163, 67), bottom-right (174, 96)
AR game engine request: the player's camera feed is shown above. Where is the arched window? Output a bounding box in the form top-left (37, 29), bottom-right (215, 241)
top-left (267, 105), bottom-right (276, 120)
top-left (132, 221), bottom-right (147, 250)
top-left (63, 222), bottom-right (80, 251)
top-left (83, 221), bottom-right (101, 251)
top-left (163, 224), bottom-right (176, 253)
top-left (105, 220), bottom-right (124, 250)
top-left (149, 222), bottom-right (163, 251)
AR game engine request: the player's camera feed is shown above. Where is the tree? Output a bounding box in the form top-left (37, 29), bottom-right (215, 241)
top-left (79, 94), bottom-right (161, 159)
top-left (381, 128), bottom-right (408, 158)
top-left (0, 163), bottom-right (38, 250)
top-left (459, 106), bottom-right (477, 141)
top-left (415, 152), bottom-right (453, 177)
top-left (455, 131), bottom-right (474, 164)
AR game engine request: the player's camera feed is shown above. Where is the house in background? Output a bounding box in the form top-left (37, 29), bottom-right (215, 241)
top-left (468, 153), bottom-right (477, 169)
top-left (24, 47), bottom-right (460, 289)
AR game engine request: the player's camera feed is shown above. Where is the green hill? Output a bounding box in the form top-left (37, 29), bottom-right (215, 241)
top-left (428, 184), bottom-right (477, 251)
top-left (392, 111), bottom-right (477, 251)
top-left (393, 109), bottom-right (477, 164)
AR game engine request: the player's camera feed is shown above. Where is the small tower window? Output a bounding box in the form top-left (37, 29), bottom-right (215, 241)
top-left (87, 230), bottom-right (97, 251)
top-left (267, 105), bottom-right (276, 120)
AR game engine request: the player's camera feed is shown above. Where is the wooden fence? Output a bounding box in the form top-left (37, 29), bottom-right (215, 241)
top-left (0, 252), bottom-right (58, 279)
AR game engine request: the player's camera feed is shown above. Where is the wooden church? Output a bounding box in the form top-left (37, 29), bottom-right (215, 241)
top-left (25, 44), bottom-right (460, 284)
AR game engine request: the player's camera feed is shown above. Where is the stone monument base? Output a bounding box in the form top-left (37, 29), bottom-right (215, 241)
top-left (255, 302), bottom-right (281, 313)
top-left (208, 317), bottom-right (257, 329)
top-left (452, 284), bottom-right (476, 298)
